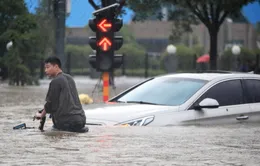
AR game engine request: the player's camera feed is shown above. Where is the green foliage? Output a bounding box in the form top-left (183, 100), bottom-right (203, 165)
top-left (162, 0), bottom-right (256, 29)
top-left (255, 48), bottom-right (260, 55)
top-left (0, 12), bottom-right (40, 85)
top-left (176, 44), bottom-right (196, 71)
top-left (0, 0), bottom-right (56, 85)
top-left (192, 45), bottom-right (204, 56)
top-left (116, 42), bottom-right (146, 69)
top-left (160, 44), bottom-right (198, 71)
top-left (116, 24), bottom-right (147, 69)
top-left (65, 45), bottom-right (93, 69)
top-left (118, 25), bottom-right (136, 43)
top-left (0, 0), bottom-right (45, 85)
top-left (128, 0), bottom-right (162, 21)
top-left (219, 47), bottom-right (256, 70)
top-left (0, 0), bottom-right (27, 56)
top-left (0, 0), bottom-right (27, 30)
top-left (34, 0), bottom-right (55, 56)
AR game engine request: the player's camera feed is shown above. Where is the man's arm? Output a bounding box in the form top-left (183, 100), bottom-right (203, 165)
top-left (44, 80), bottom-right (61, 114)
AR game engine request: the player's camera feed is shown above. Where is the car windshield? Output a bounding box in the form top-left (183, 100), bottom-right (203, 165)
top-left (117, 77), bottom-right (208, 106)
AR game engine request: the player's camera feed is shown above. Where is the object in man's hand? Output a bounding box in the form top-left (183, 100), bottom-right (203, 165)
top-left (38, 116), bottom-right (46, 131)
top-left (33, 109), bottom-right (46, 131)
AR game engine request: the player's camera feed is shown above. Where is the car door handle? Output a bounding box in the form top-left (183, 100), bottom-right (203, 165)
top-left (236, 115), bottom-right (249, 121)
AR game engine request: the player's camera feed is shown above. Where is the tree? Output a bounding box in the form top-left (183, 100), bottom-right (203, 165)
top-left (0, 0), bottom-right (57, 84)
top-left (0, 13), bottom-right (41, 85)
top-left (34, 0), bottom-right (56, 78)
top-left (0, 0), bottom-right (28, 79)
top-left (128, 0), bottom-right (257, 69)
top-left (35, 0), bottom-right (55, 54)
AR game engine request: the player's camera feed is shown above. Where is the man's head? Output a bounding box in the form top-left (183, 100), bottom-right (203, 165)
top-left (44, 56), bottom-right (62, 77)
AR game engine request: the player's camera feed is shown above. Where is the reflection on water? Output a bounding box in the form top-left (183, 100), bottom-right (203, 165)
top-left (1, 79), bottom-right (260, 165)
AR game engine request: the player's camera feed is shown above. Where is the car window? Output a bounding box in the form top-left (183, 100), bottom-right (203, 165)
top-left (116, 77), bottom-right (208, 106)
top-left (192, 80), bottom-right (243, 107)
top-left (243, 79), bottom-right (260, 103)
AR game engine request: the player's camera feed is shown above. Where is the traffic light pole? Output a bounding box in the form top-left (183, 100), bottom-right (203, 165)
top-left (103, 72), bottom-right (109, 102)
top-left (101, 0), bottom-right (112, 102)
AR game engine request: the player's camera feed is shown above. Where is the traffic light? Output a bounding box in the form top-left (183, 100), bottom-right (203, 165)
top-left (88, 6), bottom-right (123, 72)
top-left (113, 18), bottom-right (123, 51)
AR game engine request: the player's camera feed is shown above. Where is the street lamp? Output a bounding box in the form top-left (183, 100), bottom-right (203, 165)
top-left (166, 44), bottom-right (177, 55)
top-left (165, 44), bottom-right (177, 73)
top-left (232, 45), bottom-right (241, 55)
top-left (231, 45), bottom-right (241, 71)
top-left (6, 41), bottom-right (13, 50)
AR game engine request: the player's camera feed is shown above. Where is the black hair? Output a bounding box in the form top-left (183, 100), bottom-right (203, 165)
top-left (44, 56), bottom-right (61, 68)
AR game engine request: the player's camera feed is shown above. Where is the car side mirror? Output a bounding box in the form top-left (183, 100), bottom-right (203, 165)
top-left (194, 98), bottom-right (219, 110)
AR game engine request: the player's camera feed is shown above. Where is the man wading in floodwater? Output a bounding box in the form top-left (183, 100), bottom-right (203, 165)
top-left (35, 56), bottom-right (88, 132)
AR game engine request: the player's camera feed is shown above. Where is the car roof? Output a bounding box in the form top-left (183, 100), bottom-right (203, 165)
top-left (159, 72), bottom-right (260, 81)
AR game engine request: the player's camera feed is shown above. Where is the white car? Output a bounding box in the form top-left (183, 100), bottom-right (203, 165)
top-left (83, 72), bottom-right (260, 126)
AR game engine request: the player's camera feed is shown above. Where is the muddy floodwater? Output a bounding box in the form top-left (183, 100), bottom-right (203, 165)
top-left (1, 77), bottom-right (260, 166)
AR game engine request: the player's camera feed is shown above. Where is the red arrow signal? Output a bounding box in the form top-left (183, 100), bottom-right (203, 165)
top-left (98, 19), bottom-right (112, 32)
top-left (98, 37), bottom-right (112, 51)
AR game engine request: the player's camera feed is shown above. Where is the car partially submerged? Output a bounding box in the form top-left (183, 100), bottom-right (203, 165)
top-left (83, 72), bottom-right (260, 126)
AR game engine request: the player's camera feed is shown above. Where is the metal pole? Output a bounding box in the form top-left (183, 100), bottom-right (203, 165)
top-left (193, 54), bottom-right (197, 71)
top-left (145, 52), bottom-right (149, 78)
top-left (67, 52), bottom-right (71, 74)
top-left (255, 54), bottom-right (259, 74)
top-left (55, 0), bottom-right (66, 71)
top-left (103, 72), bottom-right (109, 102)
top-left (122, 53), bottom-right (125, 75)
top-left (40, 59), bottom-right (44, 79)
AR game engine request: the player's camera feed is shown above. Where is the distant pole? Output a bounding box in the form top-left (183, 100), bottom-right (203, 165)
top-left (67, 52), bottom-right (71, 74)
top-left (145, 52), bottom-right (149, 78)
top-left (40, 59), bottom-right (44, 79)
top-left (193, 54), bottom-right (197, 71)
top-left (255, 54), bottom-right (259, 74)
top-left (122, 53), bottom-right (125, 75)
top-left (54, 0), bottom-right (66, 71)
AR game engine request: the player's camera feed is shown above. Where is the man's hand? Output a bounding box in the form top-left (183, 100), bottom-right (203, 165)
top-left (34, 112), bottom-right (43, 120)
top-left (33, 109), bottom-right (47, 131)
top-left (33, 109), bottom-right (46, 120)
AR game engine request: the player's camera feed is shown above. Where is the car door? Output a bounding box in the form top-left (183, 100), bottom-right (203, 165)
top-left (242, 79), bottom-right (260, 123)
top-left (188, 79), bottom-right (252, 125)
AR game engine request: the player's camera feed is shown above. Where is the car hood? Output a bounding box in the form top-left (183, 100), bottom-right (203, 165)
top-left (83, 103), bottom-right (178, 125)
